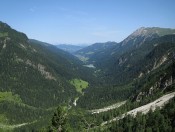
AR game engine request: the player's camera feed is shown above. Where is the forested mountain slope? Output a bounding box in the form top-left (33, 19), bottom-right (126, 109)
top-left (0, 21), bottom-right (94, 130)
top-left (75, 41), bottom-right (118, 63)
top-left (77, 28), bottom-right (175, 109)
top-left (1, 21), bottom-right (175, 131)
top-left (81, 27), bottom-right (175, 80)
top-left (105, 94), bottom-right (175, 132)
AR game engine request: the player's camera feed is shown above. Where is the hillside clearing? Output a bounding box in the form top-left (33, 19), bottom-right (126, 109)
top-left (70, 79), bottom-right (88, 93)
top-left (0, 92), bottom-right (22, 103)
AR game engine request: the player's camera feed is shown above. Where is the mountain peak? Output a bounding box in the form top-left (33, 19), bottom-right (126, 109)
top-left (132, 27), bottom-right (175, 37)
top-left (121, 27), bottom-right (175, 46)
top-left (0, 21), bottom-right (28, 41)
top-left (131, 27), bottom-right (147, 37)
top-left (0, 21), bottom-right (11, 29)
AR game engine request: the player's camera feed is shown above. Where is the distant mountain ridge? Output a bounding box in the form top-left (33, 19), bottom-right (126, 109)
top-left (75, 41), bottom-right (118, 63)
top-left (56, 44), bottom-right (87, 53)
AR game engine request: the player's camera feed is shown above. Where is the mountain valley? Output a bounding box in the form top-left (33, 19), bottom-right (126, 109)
top-left (0, 21), bottom-right (175, 132)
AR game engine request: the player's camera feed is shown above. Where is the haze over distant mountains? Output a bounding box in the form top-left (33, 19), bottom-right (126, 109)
top-left (56, 44), bottom-right (87, 53)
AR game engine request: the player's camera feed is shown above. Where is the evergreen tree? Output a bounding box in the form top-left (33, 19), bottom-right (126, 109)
top-left (49, 106), bottom-right (67, 132)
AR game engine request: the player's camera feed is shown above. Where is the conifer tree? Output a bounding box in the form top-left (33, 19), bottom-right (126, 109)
top-left (50, 106), bottom-right (67, 132)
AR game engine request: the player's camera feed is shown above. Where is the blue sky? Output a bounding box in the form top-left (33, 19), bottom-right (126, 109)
top-left (0, 0), bottom-right (175, 44)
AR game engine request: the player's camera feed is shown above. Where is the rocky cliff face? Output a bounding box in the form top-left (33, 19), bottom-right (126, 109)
top-left (135, 75), bottom-right (174, 102)
top-left (121, 27), bottom-right (175, 47)
top-left (121, 27), bottom-right (159, 47)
